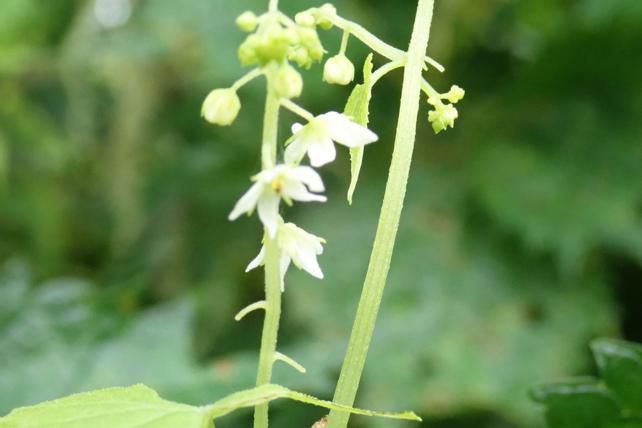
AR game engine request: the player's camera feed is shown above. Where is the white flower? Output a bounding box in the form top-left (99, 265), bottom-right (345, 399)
top-left (228, 164), bottom-right (326, 237)
top-left (246, 220), bottom-right (326, 291)
top-left (285, 111), bottom-right (378, 168)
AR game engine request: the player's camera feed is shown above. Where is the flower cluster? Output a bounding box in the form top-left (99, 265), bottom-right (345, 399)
top-left (225, 109), bottom-right (376, 289)
top-left (202, 5), bottom-right (380, 291)
top-left (202, 3), bottom-right (464, 291)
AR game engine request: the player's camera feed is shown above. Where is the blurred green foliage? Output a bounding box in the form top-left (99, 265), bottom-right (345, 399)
top-left (0, 0), bottom-right (641, 427)
top-left (530, 339), bottom-right (642, 428)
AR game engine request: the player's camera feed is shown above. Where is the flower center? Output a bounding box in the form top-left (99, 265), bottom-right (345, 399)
top-left (271, 177), bottom-right (284, 193)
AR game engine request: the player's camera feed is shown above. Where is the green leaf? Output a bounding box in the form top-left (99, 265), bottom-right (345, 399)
top-left (344, 53), bottom-right (374, 205)
top-left (206, 383), bottom-right (421, 422)
top-left (0, 383), bottom-right (420, 428)
top-left (0, 385), bottom-right (212, 428)
top-left (530, 379), bottom-right (620, 428)
top-left (592, 339), bottom-right (642, 413)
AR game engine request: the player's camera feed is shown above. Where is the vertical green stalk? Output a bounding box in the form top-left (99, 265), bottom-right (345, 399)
top-left (254, 75), bottom-right (282, 428)
top-left (327, 1), bottom-right (435, 427)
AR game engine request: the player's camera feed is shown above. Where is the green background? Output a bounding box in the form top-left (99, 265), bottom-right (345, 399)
top-left (0, 0), bottom-right (641, 427)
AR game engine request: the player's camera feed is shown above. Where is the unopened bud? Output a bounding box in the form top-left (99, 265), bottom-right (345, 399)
top-left (273, 63), bottom-right (303, 99)
top-left (254, 30), bottom-right (289, 64)
top-left (295, 11), bottom-right (316, 28)
top-left (236, 11), bottom-right (258, 32)
top-left (297, 27), bottom-right (325, 64)
top-left (317, 4), bottom-right (337, 30)
top-left (238, 35), bottom-right (259, 66)
top-left (283, 28), bottom-right (300, 44)
top-left (201, 88), bottom-right (241, 126)
top-left (445, 85), bottom-right (465, 104)
top-left (323, 54), bottom-right (354, 85)
top-left (290, 47), bottom-right (311, 68)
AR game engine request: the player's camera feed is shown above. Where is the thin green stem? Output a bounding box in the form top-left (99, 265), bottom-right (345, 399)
top-left (323, 11), bottom-right (443, 73)
top-left (325, 13), bottom-right (402, 62)
top-left (339, 30), bottom-right (350, 55)
top-left (253, 236), bottom-right (282, 428)
top-left (261, 70), bottom-right (280, 170)
top-left (327, 1), bottom-right (435, 427)
top-left (253, 70), bottom-right (282, 428)
top-left (421, 79), bottom-right (440, 100)
top-left (280, 98), bottom-right (315, 122)
top-left (268, 0), bottom-right (279, 13)
top-left (232, 68), bottom-right (264, 91)
top-left (371, 60), bottom-right (406, 87)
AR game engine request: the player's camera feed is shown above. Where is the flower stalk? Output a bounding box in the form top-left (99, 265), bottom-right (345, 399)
top-left (254, 72), bottom-right (282, 428)
top-left (327, 1), bottom-right (436, 427)
top-left (253, 235), bottom-right (282, 428)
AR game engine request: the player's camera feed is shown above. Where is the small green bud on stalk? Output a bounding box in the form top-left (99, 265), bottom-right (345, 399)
top-left (445, 85), bottom-right (465, 103)
top-left (236, 11), bottom-right (258, 32)
top-left (428, 103), bottom-right (458, 134)
top-left (317, 4), bottom-right (337, 30)
top-left (323, 54), bottom-right (355, 86)
top-left (290, 47), bottom-right (311, 68)
top-left (273, 63), bottom-right (303, 99)
top-left (239, 35), bottom-right (260, 66)
top-left (202, 88), bottom-right (241, 126)
top-left (295, 11), bottom-right (316, 28)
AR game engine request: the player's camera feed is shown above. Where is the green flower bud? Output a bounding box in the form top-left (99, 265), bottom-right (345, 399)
top-left (289, 47), bottom-right (311, 68)
top-left (283, 28), bottom-right (300, 45)
top-left (298, 27), bottom-right (324, 63)
top-left (201, 88), bottom-right (241, 126)
top-left (254, 29), bottom-right (289, 64)
top-left (295, 11), bottom-right (316, 28)
top-left (238, 35), bottom-right (260, 66)
top-left (428, 103), bottom-right (458, 134)
top-left (236, 11), bottom-right (258, 32)
top-left (323, 54), bottom-right (355, 85)
top-left (445, 85), bottom-right (465, 104)
top-left (317, 4), bottom-right (337, 30)
top-left (273, 63), bottom-right (303, 99)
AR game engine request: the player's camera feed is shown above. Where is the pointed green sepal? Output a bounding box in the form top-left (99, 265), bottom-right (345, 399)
top-left (344, 54), bottom-right (374, 205)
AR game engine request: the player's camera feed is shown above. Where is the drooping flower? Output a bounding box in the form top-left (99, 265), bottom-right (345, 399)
top-left (228, 164), bottom-right (326, 237)
top-left (285, 111), bottom-right (378, 167)
top-left (246, 219), bottom-right (326, 291)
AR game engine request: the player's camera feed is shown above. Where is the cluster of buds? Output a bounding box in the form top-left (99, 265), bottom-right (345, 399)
top-left (426, 84), bottom-right (465, 134)
top-left (237, 9), bottom-right (325, 69)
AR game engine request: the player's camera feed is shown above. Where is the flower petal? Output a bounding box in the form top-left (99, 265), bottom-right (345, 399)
top-left (279, 253), bottom-right (291, 292)
top-left (291, 123), bottom-right (304, 134)
top-left (257, 191), bottom-right (281, 238)
top-left (284, 137), bottom-right (309, 166)
top-left (281, 179), bottom-right (327, 203)
top-left (290, 166), bottom-right (325, 192)
top-left (321, 111), bottom-right (378, 148)
top-left (307, 137), bottom-right (337, 168)
top-left (228, 182), bottom-right (263, 221)
top-left (293, 243), bottom-right (324, 279)
top-left (245, 246), bottom-right (266, 272)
